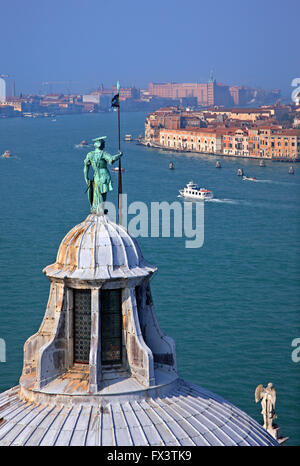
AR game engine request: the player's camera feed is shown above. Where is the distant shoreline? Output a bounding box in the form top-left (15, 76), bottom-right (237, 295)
top-left (138, 140), bottom-right (299, 163)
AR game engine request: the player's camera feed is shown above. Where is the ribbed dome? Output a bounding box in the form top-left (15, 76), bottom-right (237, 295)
top-left (43, 213), bottom-right (156, 280)
top-left (0, 382), bottom-right (279, 446)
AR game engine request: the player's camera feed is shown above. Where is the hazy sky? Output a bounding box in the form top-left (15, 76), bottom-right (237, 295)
top-left (1, 0), bottom-right (299, 96)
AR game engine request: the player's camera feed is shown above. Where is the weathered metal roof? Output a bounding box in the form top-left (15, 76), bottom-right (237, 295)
top-left (43, 213), bottom-right (156, 280)
top-left (0, 382), bottom-right (279, 446)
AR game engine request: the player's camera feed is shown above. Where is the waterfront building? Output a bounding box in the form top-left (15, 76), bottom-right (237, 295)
top-left (111, 85), bottom-right (140, 101)
top-left (3, 98), bottom-right (24, 112)
top-left (144, 107), bottom-right (181, 146)
top-left (248, 127), bottom-right (263, 158)
top-left (148, 81), bottom-right (233, 107)
top-left (144, 107), bottom-right (300, 161)
top-left (248, 127), bottom-right (300, 160)
top-left (0, 104), bottom-right (16, 117)
top-left (83, 94), bottom-right (101, 105)
top-left (147, 81), bottom-right (280, 107)
top-left (0, 208), bottom-right (280, 446)
top-left (221, 128), bottom-right (249, 157)
top-left (262, 128), bottom-right (300, 160)
top-left (159, 128), bottom-right (221, 154)
top-left (202, 107), bottom-right (275, 123)
top-left (0, 78), bottom-right (6, 103)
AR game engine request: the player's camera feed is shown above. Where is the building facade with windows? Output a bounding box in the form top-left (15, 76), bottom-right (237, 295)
top-left (159, 128), bottom-right (221, 154)
top-left (148, 81), bottom-right (234, 107)
top-left (222, 128), bottom-right (249, 157)
top-left (248, 127), bottom-right (300, 160)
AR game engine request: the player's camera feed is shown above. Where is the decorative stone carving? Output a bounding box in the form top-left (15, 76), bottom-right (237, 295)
top-left (255, 382), bottom-right (288, 444)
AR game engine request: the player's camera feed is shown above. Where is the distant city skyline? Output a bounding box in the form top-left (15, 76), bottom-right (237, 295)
top-left (1, 0), bottom-right (299, 97)
top-left (0, 76), bottom-right (286, 99)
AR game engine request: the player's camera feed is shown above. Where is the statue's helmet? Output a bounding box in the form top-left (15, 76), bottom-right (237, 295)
top-left (93, 136), bottom-right (107, 149)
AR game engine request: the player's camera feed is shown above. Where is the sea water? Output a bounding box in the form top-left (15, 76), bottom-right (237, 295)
top-left (0, 112), bottom-right (299, 444)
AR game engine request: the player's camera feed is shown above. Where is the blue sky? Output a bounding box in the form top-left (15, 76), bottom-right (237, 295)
top-left (1, 0), bottom-right (299, 96)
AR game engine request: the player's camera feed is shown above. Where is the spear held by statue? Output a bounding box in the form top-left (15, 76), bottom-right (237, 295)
top-left (111, 81), bottom-right (123, 224)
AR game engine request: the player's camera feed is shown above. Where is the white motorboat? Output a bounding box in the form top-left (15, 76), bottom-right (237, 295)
top-left (242, 175), bottom-right (257, 182)
top-left (179, 181), bottom-right (213, 200)
top-left (1, 150), bottom-right (11, 158)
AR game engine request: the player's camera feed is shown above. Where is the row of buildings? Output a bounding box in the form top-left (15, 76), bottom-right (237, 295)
top-left (147, 80), bottom-right (280, 107)
top-left (143, 106), bottom-right (300, 161)
top-left (0, 76), bottom-right (287, 117)
top-left (0, 94), bottom-right (89, 117)
top-left (84, 79), bottom-right (281, 109)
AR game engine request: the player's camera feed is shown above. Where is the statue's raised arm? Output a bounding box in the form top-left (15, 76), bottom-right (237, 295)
top-left (102, 150), bottom-right (123, 165)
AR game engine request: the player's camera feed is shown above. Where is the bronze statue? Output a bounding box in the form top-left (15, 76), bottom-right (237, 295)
top-left (84, 136), bottom-right (122, 213)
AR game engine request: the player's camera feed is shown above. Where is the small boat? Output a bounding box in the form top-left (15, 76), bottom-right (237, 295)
top-left (242, 175), bottom-right (257, 182)
top-left (1, 150), bottom-right (11, 158)
top-left (169, 162), bottom-right (175, 170)
top-left (179, 181), bottom-right (213, 200)
top-left (259, 160), bottom-right (265, 167)
top-left (124, 134), bottom-right (132, 141)
top-left (112, 167), bottom-right (125, 172)
top-left (216, 161), bottom-right (221, 168)
top-left (79, 140), bottom-right (88, 146)
top-left (237, 168), bottom-right (244, 176)
top-left (289, 166), bottom-right (294, 175)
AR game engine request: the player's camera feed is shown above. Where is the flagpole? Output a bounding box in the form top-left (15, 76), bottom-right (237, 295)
top-left (116, 81), bottom-right (122, 225)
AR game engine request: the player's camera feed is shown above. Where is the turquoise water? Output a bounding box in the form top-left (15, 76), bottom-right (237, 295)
top-left (0, 113), bottom-right (299, 445)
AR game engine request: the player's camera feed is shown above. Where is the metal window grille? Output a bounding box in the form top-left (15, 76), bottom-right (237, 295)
top-left (101, 289), bottom-right (122, 365)
top-left (73, 289), bottom-right (91, 363)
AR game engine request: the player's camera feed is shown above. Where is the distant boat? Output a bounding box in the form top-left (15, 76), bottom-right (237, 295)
top-left (216, 161), bottom-right (221, 168)
top-left (237, 168), bottom-right (244, 176)
top-left (289, 166), bottom-right (294, 175)
top-left (243, 175), bottom-right (257, 182)
top-left (124, 134), bottom-right (132, 141)
top-left (79, 140), bottom-right (88, 146)
top-left (169, 162), bottom-right (175, 170)
top-left (179, 181), bottom-right (213, 200)
top-left (112, 167), bottom-right (125, 172)
top-left (1, 150), bottom-right (11, 158)
top-left (259, 160), bottom-right (265, 167)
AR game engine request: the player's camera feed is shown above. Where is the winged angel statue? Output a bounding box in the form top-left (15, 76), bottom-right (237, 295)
top-left (255, 382), bottom-right (277, 431)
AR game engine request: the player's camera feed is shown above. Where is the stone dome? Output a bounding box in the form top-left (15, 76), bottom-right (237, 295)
top-left (43, 213), bottom-right (156, 280)
top-left (0, 210), bottom-right (281, 447)
top-left (0, 381), bottom-right (279, 446)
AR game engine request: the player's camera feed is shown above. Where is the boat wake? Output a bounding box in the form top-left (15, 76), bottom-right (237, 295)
top-left (178, 195), bottom-right (241, 205)
top-left (254, 179), bottom-right (299, 186)
top-left (0, 155), bottom-right (20, 160)
top-left (207, 198), bottom-right (240, 205)
top-left (74, 144), bottom-right (92, 149)
top-left (253, 179), bottom-right (274, 183)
